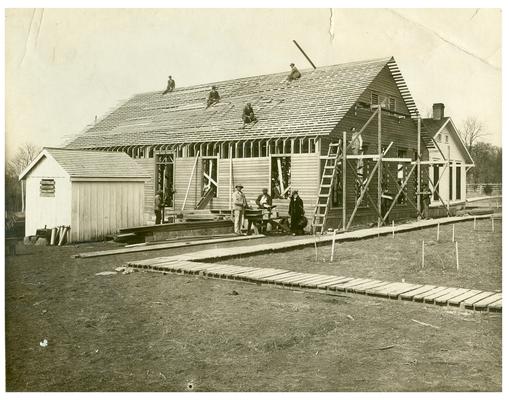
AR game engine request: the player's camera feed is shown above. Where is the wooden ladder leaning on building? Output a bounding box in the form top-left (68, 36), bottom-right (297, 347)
top-left (311, 107), bottom-right (381, 234)
top-left (311, 140), bottom-right (342, 234)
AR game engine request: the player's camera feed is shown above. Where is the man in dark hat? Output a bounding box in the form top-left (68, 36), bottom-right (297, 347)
top-left (232, 184), bottom-right (247, 235)
top-left (242, 103), bottom-right (258, 126)
top-left (162, 75), bottom-right (175, 95)
top-left (207, 86), bottom-right (220, 107)
top-left (287, 63), bottom-right (302, 81)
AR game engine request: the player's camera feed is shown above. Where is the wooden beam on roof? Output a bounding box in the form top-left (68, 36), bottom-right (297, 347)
top-left (292, 40), bottom-right (317, 69)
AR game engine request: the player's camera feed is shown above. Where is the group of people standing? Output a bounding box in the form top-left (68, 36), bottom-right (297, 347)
top-left (232, 184), bottom-right (306, 236)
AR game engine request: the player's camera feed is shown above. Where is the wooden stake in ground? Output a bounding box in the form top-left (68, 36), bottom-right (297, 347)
top-left (330, 229), bottom-right (337, 262)
top-left (436, 222), bottom-right (440, 241)
top-left (313, 233), bottom-right (319, 262)
top-left (451, 224), bottom-right (455, 242)
top-left (392, 220), bottom-right (395, 238)
top-left (491, 216), bottom-right (495, 232)
top-left (455, 241), bottom-right (459, 271)
top-left (421, 240), bottom-right (425, 269)
top-left (474, 216), bottom-right (477, 231)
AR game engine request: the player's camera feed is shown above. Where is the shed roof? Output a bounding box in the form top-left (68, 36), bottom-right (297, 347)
top-left (19, 148), bottom-right (150, 180)
top-left (65, 56), bottom-right (419, 149)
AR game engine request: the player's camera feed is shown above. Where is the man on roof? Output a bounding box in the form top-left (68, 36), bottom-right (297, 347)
top-left (206, 86), bottom-right (220, 107)
top-left (162, 75), bottom-right (175, 95)
top-left (242, 103), bottom-right (258, 127)
top-left (287, 63), bottom-right (302, 81)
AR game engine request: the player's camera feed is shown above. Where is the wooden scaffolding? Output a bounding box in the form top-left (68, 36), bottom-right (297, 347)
top-left (312, 105), bottom-right (452, 233)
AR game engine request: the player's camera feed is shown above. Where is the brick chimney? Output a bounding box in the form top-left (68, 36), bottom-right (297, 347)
top-left (432, 103), bottom-right (445, 120)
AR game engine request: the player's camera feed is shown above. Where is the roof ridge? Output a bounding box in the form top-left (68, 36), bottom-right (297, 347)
top-left (129, 56), bottom-right (393, 97)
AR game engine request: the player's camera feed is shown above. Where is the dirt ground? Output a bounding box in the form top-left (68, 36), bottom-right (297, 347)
top-left (222, 219), bottom-right (502, 292)
top-left (5, 226), bottom-right (502, 392)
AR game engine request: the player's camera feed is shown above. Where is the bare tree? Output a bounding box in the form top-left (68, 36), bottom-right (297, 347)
top-left (7, 143), bottom-right (41, 177)
top-left (5, 143), bottom-right (41, 212)
top-left (459, 117), bottom-right (484, 152)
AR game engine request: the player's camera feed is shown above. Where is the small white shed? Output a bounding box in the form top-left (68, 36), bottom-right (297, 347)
top-left (19, 148), bottom-right (149, 242)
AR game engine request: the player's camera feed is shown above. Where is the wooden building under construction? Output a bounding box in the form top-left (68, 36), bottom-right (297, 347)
top-left (64, 56), bottom-right (473, 232)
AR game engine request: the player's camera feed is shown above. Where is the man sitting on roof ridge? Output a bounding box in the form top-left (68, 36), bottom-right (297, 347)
top-left (206, 86), bottom-right (220, 108)
top-left (287, 63), bottom-right (302, 81)
top-left (162, 75), bottom-right (175, 95)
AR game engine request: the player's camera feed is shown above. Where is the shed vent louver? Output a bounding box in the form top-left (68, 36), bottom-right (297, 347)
top-left (40, 179), bottom-right (55, 197)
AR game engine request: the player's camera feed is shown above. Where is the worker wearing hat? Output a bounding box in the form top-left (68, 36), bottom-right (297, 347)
top-left (162, 75), bottom-right (175, 95)
top-left (207, 86), bottom-right (220, 108)
top-left (232, 184), bottom-right (248, 235)
top-left (287, 63), bottom-right (302, 81)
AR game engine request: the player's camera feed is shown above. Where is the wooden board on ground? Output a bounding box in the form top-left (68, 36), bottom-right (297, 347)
top-left (433, 288), bottom-right (472, 305)
top-left (462, 291), bottom-right (497, 308)
top-left (73, 234), bottom-right (264, 258)
top-left (471, 293), bottom-right (502, 310)
top-left (399, 285), bottom-right (437, 300)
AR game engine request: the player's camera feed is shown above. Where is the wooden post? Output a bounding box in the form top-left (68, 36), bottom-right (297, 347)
top-left (474, 216), bottom-right (477, 231)
top-left (392, 220), bottom-right (395, 238)
top-left (421, 240), bottom-right (425, 269)
top-left (182, 151), bottom-right (200, 211)
top-left (330, 229), bottom-right (337, 262)
top-left (377, 221), bottom-right (380, 237)
top-left (20, 180), bottom-right (25, 213)
top-left (416, 118), bottom-right (421, 218)
top-left (455, 241), bottom-right (459, 271)
top-left (342, 131), bottom-right (347, 231)
top-left (229, 144), bottom-right (233, 218)
top-left (314, 233), bottom-right (319, 262)
top-left (436, 222), bottom-right (440, 241)
top-left (447, 146), bottom-right (451, 212)
top-left (377, 105), bottom-right (382, 228)
top-left (451, 224), bottom-right (455, 242)
top-left (491, 216), bottom-right (495, 232)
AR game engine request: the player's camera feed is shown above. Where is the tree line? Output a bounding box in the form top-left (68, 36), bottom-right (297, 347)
top-left (459, 117), bottom-right (502, 184)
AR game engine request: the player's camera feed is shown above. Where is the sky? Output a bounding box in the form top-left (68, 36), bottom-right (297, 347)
top-left (5, 8), bottom-right (501, 160)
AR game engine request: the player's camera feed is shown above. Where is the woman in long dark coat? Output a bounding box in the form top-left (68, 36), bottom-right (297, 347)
top-left (288, 190), bottom-right (305, 235)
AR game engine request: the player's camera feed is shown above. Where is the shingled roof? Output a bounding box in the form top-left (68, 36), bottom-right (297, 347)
top-left (421, 117), bottom-right (474, 164)
top-left (19, 148), bottom-right (150, 180)
top-left (65, 56), bottom-right (417, 149)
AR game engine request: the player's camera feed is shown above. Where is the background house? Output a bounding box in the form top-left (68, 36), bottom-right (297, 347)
top-left (19, 148), bottom-right (149, 242)
top-left (422, 103), bottom-right (475, 216)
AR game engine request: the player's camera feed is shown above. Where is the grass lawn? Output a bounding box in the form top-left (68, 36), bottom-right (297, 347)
top-left (5, 224), bottom-right (502, 391)
top-left (221, 219), bottom-right (502, 292)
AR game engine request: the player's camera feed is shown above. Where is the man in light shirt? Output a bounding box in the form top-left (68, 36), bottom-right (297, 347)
top-left (232, 184), bottom-right (247, 235)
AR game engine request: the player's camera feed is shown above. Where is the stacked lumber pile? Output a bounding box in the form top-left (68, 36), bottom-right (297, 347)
top-left (115, 219), bottom-right (234, 243)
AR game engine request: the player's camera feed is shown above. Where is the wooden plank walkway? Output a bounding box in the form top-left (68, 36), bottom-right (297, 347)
top-left (123, 213), bottom-right (502, 313)
top-left (135, 213), bottom-right (499, 265)
top-left (126, 259), bottom-right (502, 313)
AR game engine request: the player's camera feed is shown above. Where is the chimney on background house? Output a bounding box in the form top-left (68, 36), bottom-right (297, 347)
top-left (432, 103), bottom-right (445, 120)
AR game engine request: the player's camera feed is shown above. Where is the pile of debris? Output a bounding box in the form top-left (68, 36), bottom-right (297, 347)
top-left (25, 225), bottom-right (71, 246)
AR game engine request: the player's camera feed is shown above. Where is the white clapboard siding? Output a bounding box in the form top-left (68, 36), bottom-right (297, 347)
top-left (291, 153), bottom-right (320, 217)
top-left (71, 181), bottom-right (145, 242)
top-left (215, 158), bottom-right (233, 209)
top-left (135, 158), bottom-right (156, 222)
top-left (24, 155), bottom-right (72, 237)
top-left (174, 157), bottom-right (203, 210)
